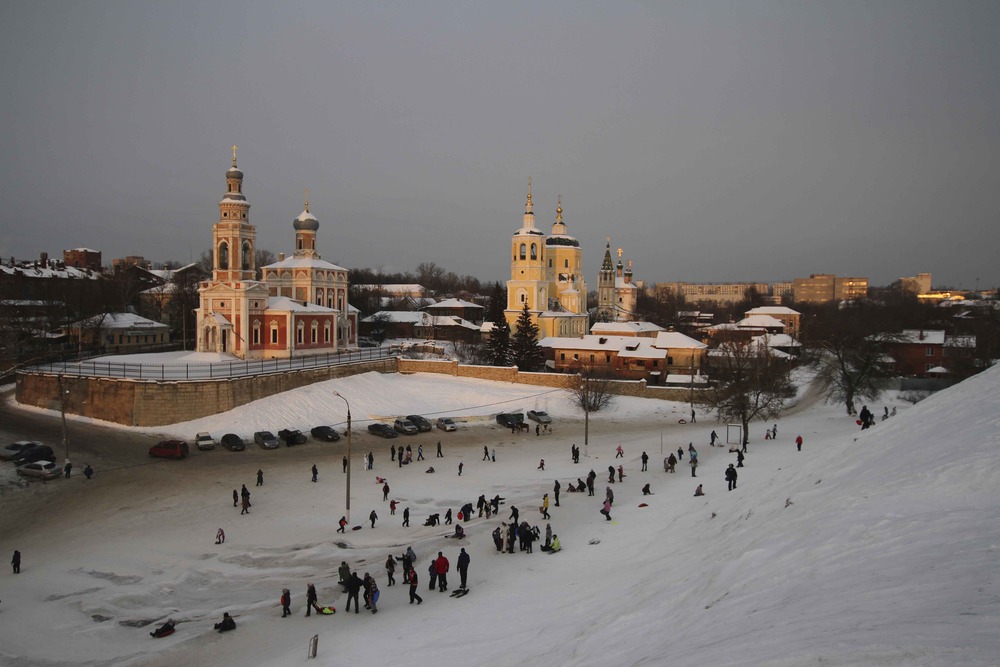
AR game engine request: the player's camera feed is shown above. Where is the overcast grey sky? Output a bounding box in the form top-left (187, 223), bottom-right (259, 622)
top-left (1, 1), bottom-right (997, 289)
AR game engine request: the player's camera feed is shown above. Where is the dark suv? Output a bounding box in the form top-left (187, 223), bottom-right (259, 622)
top-left (496, 413), bottom-right (525, 428)
top-left (406, 415), bottom-right (432, 432)
top-left (12, 444), bottom-right (55, 465)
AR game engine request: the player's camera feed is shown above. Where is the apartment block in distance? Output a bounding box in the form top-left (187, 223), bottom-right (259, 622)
top-left (792, 274), bottom-right (868, 303)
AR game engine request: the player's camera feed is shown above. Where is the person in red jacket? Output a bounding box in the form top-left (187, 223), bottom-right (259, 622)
top-left (795, 435), bottom-right (803, 451)
top-left (434, 551), bottom-right (450, 592)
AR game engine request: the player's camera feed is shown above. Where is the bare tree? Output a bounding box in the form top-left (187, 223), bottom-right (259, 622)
top-left (700, 337), bottom-right (794, 447)
top-left (569, 368), bottom-right (616, 413)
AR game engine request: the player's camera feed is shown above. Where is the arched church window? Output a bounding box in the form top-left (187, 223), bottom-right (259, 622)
top-left (530, 244), bottom-right (537, 260)
top-left (324, 322), bottom-right (331, 343)
top-left (252, 321), bottom-right (261, 345)
top-left (316, 289), bottom-right (323, 306)
top-left (296, 322), bottom-right (304, 345)
top-left (311, 321), bottom-right (318, 344)
top-left (218, 242), bottom-right (229, 270)
top-left (298, 239), bottom-right (303, 250)
top-left (270, 322), bottom-right (279, 344)
top-left (241, 242), bottom-right (251, 271)
top-left (519, 244), bottom-right (526, 260)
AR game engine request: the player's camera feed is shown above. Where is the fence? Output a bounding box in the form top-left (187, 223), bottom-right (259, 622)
top-left (25, 347), bottom-right (399, 381)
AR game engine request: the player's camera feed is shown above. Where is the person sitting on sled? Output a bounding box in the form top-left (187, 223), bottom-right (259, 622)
top-left (150, 619), bottom-right (175, 638)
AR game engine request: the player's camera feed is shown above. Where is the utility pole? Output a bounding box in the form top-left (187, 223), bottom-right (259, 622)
top-left (333, 392), bottom-right (351, 523)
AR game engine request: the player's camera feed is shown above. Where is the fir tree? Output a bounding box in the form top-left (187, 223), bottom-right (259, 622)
top-left (487, 315), bottom-right (512, 366)
top-left (511, 303), bottom-right (544, 371)
top-left (485, 282), bottom-right (506, 325)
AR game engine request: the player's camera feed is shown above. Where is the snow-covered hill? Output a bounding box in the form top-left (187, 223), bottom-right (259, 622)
top-left (1, 367), bottom-right (997, 666)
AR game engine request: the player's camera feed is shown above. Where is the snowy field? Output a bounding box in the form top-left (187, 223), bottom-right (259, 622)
top-left (1, 367), bottom-right (998, 666)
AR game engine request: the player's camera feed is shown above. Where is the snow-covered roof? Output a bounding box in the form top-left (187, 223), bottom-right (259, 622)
top-left (898, 330), bottom-right (946, 345)
top-left (72, 313), bottom-right (168, 330)
top-left (0, 264), bottom-right (100, 280)
top-left (267, 296), bottom-right (338, 314)
top-left (746, 306), bottom-right (800, 316)
top-left (591, 322), bottom-right (665, 335)
top-left (652, 331), bottom-right (708, 350)
top-left (926, 366), bottom-right (949, 374)
top-left (615, 277), bottom-right (638, 290)
top-left (70, 247), bottom-right (100, 252)
top-left (736, 315), bottom-right (786, 329)
top-left (760, 333), bottom-right (801, 348)
top-left (362, 311), bottom-right (479, 330)
top-left (513, 226), bottom-right (545, 237)
top-left (425, 298), bottom-right (483, 310)
top-left (264, 257), bottom-right (348, 272)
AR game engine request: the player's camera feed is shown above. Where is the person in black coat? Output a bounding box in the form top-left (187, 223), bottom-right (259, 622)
top-left (736, 450), bottom-right (745, 467)
top-left (215, 612), bottom-right (236, 632)
top-left (12, 549), bottom-right (21, 574)
top-left (280, 588), bottom-right (291, 617)
top-left (346, 573), bottom-right (363, 613)
top-left (457, 547), bottom-right (470, 590)
top-left (553, 479), bottom-right (561, 506)
top-left (726, 464), bottom-right (738, 491)
top-left (305, 583), bottom-right (318, 616)
top-left (608, 465), bottom-right (615, 483)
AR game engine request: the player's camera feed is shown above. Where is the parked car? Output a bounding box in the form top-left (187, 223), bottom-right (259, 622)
top-left (527, 410), bottom-right (552, 424)
top-left (394, 419), bottom-right (418, 435)
top-left (148, 440), bottom-right (189, 459)
top-left (368, 423), bottom-right (398, 438)
top-left (277, 429), bottom-right (307, 446)
top-left (1, 440), bottom-right (43, 460)
top-left (12, 445), bottom-right (55, 465)
top-left (435, 417), bottom-right (457, 432)
top-left (406, 415), bottom-right (432, 432)
top-left (194, 432), bottom-right (217, 451)
top-left (16, 459), bottom-right (62, 480)
top-left (254, 431), bottom-right (280, 449)
top-left (310, 425), bottom-right (341, 442)
top-left (222, 433), bottom-right (248, 451)
top-left (496, 412), bottom-right (525, 428)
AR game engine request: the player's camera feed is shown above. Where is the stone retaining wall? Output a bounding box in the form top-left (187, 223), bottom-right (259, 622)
top-left (16, 358), bottom-right (396, 427)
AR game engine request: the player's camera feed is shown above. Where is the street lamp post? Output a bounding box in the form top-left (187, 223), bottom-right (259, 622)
top-left (582, 372), bottom-right (590, 459)
top-left (57, 374), bottom-right (70, 463)
top-left (333, 391), bottom-right (351, 523)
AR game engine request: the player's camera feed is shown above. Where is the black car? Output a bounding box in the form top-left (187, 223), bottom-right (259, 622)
top-left (278, 429), bottom-right (308, 446)
top-left (496, 413), bottom-right (525, 428)
top-left (12, 445), bottom-right (56, 465)
top-left (367, 423), bottom-right (398, 439)
top-left (310, 425), bottom-right (341, 442)
top-left (221, 434), bottom-right (247, 451)
top-left (406, 415), bottom-right (432, 432)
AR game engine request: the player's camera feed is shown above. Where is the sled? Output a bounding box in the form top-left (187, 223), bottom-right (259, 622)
top-left (678, 418), bottom-right (687, 424)
top-left (372, 590), bottom-right (380, 605)
top-left (320, 606), bottom-right (336, 615)
top-left (457, 511), bottom-right (463, 521)
top-left (450, 588), bottom-right (469, 598)
top-left (150, 627), bottom-right (175, 639)
top-left (638, 503), bottom-right (649, 507)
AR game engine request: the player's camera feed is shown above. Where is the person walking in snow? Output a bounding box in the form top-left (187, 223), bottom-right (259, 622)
top-left (233, 489), bottom-right (239, 507)
top-left (615, 444), bottom-right (624, 458)
top-left (538, 458), bottom-right (545, 470)
top-left (241, 495), bottom-right (250, 515)
top-left (691, 408), bottom-right (696, 423)
top-left (608, 465), bottom-right (615, 484)
top-left (383, 483), bottom-right (390, 501)
top-left (437, 441), bottom-right (443, 457)
top-left (445, 508), bottom-right (453, 525)
top-left (280, 588), bottom-right (291, 618)
top-left (256, 469), bottom-right (264, 486)
top-left (600, 498), bottom-right (612, 521)
top-left (541, 493), bottom-right (550, 520)
top-left (386, 555), bottom-right (396, 586)
top-left (391, 444), bottom-right (396, 462)
top-left (369, 509), bottom-right (378, 528)
top-left (605, 486), bottom-right (614, 506)
top-left (417, 445), bottom-right (424, 461)
top-left (726, 464), bottom-right (738, 491)
top-left (402, 507), bottom-right (410, 527)
top-left (390, 499), bottom-right (398, 515)
top-left (677, 446), bottom-right (684, 461)
top-left (11, 549), bottom-right (21, 574)
top-left (483, 445), bottom-right (489, 461)
top-left (618, 465), bottom-right (625, 482)
top-left (458, 461), bottom-right (463, 476)
top-left (83, 463), bottom-right (94, 479)
top-left (311, 464), bottom-right (318, 483)
top-left (343, 455), bottom-right (348, 473)
top-left (796, 435), bottom-right (803, 451)
top-left (554, 479), bottom-right (561, 506)
top-left (736, 450), bottom-right (745, 468)
top-left (587, 470), bottom-right (596, 496)
top-left (337, 516), bottom-right (347, 533)
top-left (690, 457), bottom-right (698, 478)
top-left (305, 583), bottom-right (318, 616)
top-left (710, 430), bottom-right (718, 446)
top-left (641, 451), bottom-right (648, 471)
top-left (509, 506), bottom-right (519, 525)
top-left (457, 548), bottom-right (470, 590)
top-left (666, 453), bottom-right (677, 473)
top-left (368, 452), bottom-right (374, 470)
top-left (408, 568), bottom-right (423, 605)
top-left (491, 448), bottom-right (496, 462)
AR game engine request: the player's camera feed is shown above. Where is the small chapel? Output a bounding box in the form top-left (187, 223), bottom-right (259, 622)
top-left (195, 149), bottom-right (357, 359)
top-left (595, 240), bottom-right (638, 322)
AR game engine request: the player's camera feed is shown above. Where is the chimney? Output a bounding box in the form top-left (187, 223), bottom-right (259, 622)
top-left (278, 253), bottom-right (285, 262)
top-left (40, 251), bottom-right (48, 266)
